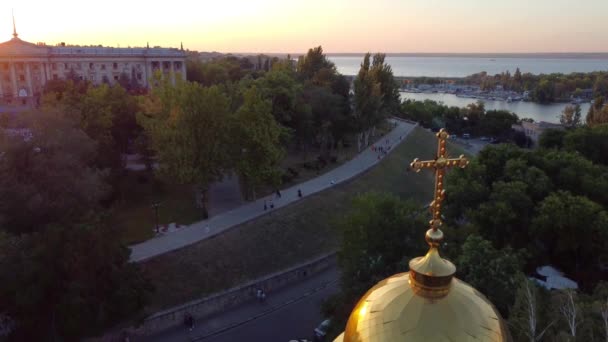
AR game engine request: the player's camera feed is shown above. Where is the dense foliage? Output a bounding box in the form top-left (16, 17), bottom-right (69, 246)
top-left (329, 123), bottom-right (608, 340)
top-left (445, 144), bottom-right (608, 284)
top-left (0, 112), bottom-right (151, 340)
top-left (411, 70), bottom-right (608, 104)
top-left (399, 99), bottom-right (520, 140)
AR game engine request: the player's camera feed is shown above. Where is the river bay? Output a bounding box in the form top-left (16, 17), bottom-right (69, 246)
top-left (399, 92), bottom-right (590, 124)
top-left (329, 55), bottom-right (608, 78)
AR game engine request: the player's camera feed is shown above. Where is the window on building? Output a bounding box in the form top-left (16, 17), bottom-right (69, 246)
top-left (64, 63), bottom-right (68, 69)
top-left (79, 76), bottom-right (83, 80)
top-left (113, 62), bottom-right (118, 69)
top-left (52, 63), bottom-right (57, 70)
top-left (114, 75), bottom-right (119, 81)
top-left (101, 64), bottom-right (106, 70)
top-left (19, 75), bottom-right (25, 81)
top-left (137, 73), bottom-right (142, 80)
top-left (53, 74), bottom-right (58, 80)
top-left (89, 63), bottom-right (94, 70)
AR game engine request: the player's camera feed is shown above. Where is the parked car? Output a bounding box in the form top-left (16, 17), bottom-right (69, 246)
top-left (313, 319), bottom-right (331, 341)
top-left (480, 136), bottom-right (490, 141)
top-left (462, 133), bottom-right (471, 139)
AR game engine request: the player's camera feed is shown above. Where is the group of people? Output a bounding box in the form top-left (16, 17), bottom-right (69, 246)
top-left (263, 188), bottom-right (303, 211)
top-left (372, 138), bottom-right (393, 160)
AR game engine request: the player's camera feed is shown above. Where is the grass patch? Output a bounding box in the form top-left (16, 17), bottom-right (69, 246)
top-left (115, 124), bottom-right (394, 244)
top-left (111, 172), bottom-right (205, 244)
top-left (139, 126), bottom-right (468, 313)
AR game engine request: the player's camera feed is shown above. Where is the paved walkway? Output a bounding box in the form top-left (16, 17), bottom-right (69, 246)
top-left (130, 119), bottom-right (417, 262)
top-left (144, 267), bottom-right (339, 342)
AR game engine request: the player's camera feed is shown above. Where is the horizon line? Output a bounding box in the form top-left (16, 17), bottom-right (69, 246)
top-left (222, 51), bottom-right (608, 56)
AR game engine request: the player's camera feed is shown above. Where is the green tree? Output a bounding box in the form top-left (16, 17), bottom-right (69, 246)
top-left (336, 193), bottom-right (426, 295)
top-left (586, 96), bottom-right (608, 127)
top-left (353, 53), bottom-right (382, 150)
top-left (509, 276), bottom-right (554, 342)
top-left (255, 66), bottom-right (302, 127)
top-left (534, 79), bottom-right (555, 103)
top-left (0, 222), bottom-right (152, 340)
top-left (457, 234), bottom-right (526, 316)
top-left (560, 104), bottom-right (582, 128)
top-left (296, 46), bottom-right (336, 81)
top-left (230, 86), bottom-right (286, 200)
top-left (0, 111), bottom-right (108, 233)
top-left (42, 82), bottom-right (141, 173)
top-left (369, 53), bottom-right (401, 117)
top-left (591, 282), bottom-right (608, 342)
top-left (532, 191), bottom-right (608, 274)
top-left (479, 110), bottom-right (519, 137)
top-left (539, 129), bottom-right (567, 149)
top-left (139, 79), bottom-right (231, 218)
top-left (302, 85), bottom-right (348, 158)
top-left (563, 124), bottom-right (608, 165)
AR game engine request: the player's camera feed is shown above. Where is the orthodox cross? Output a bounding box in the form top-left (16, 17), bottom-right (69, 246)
top-left (410, 129), bottom-right (468, 244)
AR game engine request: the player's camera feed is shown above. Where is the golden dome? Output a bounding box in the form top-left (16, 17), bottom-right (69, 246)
top-left (334, 268), bottom-right (508, 342)
top-left (333, 129), bottom-right (509, 341)
top-left (333, 235), bottom-right (509, 341)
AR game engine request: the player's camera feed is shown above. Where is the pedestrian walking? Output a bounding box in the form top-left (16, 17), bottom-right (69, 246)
top-left (264, 200), bottom-right (268, 211)
top-left (275, 189), bottom-right (282, 198)
top-left (297, 189), bottom-right (302, 198)
top-left (270, 201), bottom-right (274, 209)
top-left (184, 313), bottom-right (194, 332)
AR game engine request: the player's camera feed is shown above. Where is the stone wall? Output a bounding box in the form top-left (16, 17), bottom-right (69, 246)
top-left (95, 252), bottom-right (336, 341)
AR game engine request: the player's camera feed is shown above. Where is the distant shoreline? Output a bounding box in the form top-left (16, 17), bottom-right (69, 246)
top-left (250, 52), bottom-right (608, 59)
top-left (326, 53), bottom-right (608, 59)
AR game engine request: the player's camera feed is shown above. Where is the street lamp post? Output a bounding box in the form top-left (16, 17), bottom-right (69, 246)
top-left (151, 201), bottom-right (161, 234)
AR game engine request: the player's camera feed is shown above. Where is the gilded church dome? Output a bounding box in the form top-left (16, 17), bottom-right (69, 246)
top-left (333, 129), bottom-right (509, 342)
top-left (334, 248), bottom-right (509, 342)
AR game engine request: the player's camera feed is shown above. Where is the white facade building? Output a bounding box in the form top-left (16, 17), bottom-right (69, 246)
top-left (0, 25), bottom-right (186, 105)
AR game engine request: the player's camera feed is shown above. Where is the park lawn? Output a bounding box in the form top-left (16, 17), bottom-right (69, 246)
top-left (115, 122), bottom-right (393, 244)
top-left (139, 126), bottom-right (469, 314)
top-left (111, 172), bottom-right (205, 245)
top-left (258, 120), bottom-right (394, 197)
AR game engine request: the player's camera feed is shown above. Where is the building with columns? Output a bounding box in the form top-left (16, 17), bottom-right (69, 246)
top-left (0, 25), bottom-right (186, 106)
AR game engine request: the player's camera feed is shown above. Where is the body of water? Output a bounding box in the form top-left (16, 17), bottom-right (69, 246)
top-left (399, 92), bottom-right (590, 124)
top-left (330, 55), bottom-right (608, 77)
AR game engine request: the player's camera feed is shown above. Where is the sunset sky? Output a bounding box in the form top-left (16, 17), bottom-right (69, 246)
top-left (3, 0), bottom-right (608, 54)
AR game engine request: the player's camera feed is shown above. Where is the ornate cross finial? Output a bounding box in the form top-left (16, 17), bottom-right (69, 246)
top-left (410, 129), bottom-right (468, 247)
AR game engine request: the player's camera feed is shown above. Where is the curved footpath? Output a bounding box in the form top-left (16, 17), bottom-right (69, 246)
top-left (130, 119), bottom-right (417, 262)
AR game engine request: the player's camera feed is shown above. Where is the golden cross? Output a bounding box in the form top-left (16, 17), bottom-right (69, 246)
top-left (410, 129), bottom-right (468, 242)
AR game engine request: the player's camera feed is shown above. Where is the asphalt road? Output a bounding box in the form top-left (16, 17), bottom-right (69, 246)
top-left (146, 267), bottom-right (340, 342)
top-left (201, 281), bottom-right (339, 342)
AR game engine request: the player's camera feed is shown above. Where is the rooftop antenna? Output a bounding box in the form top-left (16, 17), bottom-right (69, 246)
top-left (12, 9), bottom-right (18, 39)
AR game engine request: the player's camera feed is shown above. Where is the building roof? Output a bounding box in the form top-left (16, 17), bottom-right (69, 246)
top-left (532, 265), bottom-right (578, 290)
top-left (0, 36), bottom-right (185, 58)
